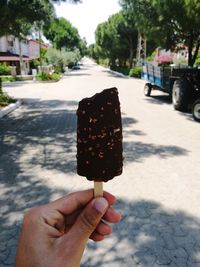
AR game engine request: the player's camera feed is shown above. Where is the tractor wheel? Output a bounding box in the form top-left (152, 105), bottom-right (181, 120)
top-left (172, 79), bottom-right (190, 111)
top-left (144, 83), bottom-right (152, 97)
top-left (192, 99), bottom-right (200, 122)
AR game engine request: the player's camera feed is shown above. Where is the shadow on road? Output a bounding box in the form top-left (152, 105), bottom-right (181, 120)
top-left (144, 94), bottom-right (197, 122)
top-left (0, 99), bottom-right (75, 265)
top-left (82, 198), bottom-right (200, 266)
top-left (0, 100), bottom-right (78, 185)
top-left (102, 70), bottom-right (129, 79)
top-left (65, 72), bottom-right (92, 77)
top-left (0, 99), bottom-right (192, 266)
top-left (122, 114), bottom-right (188, 164)
top-left (145, 94), bottom-right (172, 105)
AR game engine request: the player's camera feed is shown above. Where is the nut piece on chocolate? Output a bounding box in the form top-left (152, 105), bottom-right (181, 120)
top-left (76, 87), bottom-right (123, 182)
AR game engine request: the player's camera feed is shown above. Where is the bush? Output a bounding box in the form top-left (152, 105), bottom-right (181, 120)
top-left (30, 59), bottom-right (40, 69)
top-left (36, 72), bottom-right (49, 81)
top-left (1, 76), bottom-right (10, 82)
top-left (195, 51), bottom-right (200, 66)
top-left (50, 73), bottom-right (60, 81)
top-left (110, 66), bottom-right (131, 76)
top-left (0, 76), bottom-right (23, 82)
top-left (0, 63), bottom-right (11, 75)
top-left (14, 76), bottom-right (23, 81)
top-left (36, 72), bottom-right (61, 81)
top-left (46, 47), bottom-right (81, 72)
top-left (129, 67), bottom-right (142, 78)
top-left (0, 86), bottom-right (15, 107)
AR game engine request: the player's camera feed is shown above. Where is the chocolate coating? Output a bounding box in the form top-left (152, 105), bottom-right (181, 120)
top-left (76, 87), bottom-right (123, 182)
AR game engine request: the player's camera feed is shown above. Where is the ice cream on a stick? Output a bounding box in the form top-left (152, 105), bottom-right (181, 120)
top-left (76, 87), bottom-right (123, 196)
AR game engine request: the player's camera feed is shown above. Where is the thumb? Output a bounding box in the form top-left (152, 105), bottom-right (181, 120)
top-left (69, 197), bottom-right (109, 243)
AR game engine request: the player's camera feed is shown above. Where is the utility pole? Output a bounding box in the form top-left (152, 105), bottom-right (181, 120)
top-left (39, 29), bottom-right (42, 71)
top-left (136, 33), bottom-right (147, 66)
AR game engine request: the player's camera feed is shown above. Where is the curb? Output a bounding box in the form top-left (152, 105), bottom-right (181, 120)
top-left (105, 68), bottom-right (146, 84)
top-left (0, 100), bottom-right (21, 119)
top-left (107, 69), bottom-right (128, 78)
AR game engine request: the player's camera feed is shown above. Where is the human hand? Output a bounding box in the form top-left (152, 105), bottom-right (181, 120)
top-left (15, 189), bottom-right (121, 267)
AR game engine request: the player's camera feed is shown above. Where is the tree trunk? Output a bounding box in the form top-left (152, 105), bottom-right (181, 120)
top-left (187, 33), bottom-right (194, 67)
top-left (39, 30), bottom-right (42, 69)
top-left (19, 39), bottom-right (23, 75)
top-left (129, 37), bottom-right (134, 68)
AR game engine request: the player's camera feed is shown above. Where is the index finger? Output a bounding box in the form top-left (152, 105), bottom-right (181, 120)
top-left (48, 189), bottom-right (117, 215)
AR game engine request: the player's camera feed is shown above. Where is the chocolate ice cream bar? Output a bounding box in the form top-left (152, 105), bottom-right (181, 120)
top-left (76, 87), bottom-right (123, 183)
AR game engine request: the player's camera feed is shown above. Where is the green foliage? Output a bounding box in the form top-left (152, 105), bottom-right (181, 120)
top-left (120, 0), bottom-right (200, 66)
top-left (63, 49), bottom-right (81, 68)
top-left (195, 51), bottom-right (200, 66)
top-left (43, 17), bottom-right (81, 50)
top-left (30, 59), bottom-right (40, 70)
top-left (0, 0), bottom-right (81, 37)
top-left (110, 65), bottom-right (142, 78)
top-left (51, 73), bottom-right (61, 81)
top-left (146, 51), bottom-right (156, 62)
top-left (1, 76), bottom-right (14, 82)
top-left (0, 64), bottom-right (11, 75)
top-left (46, 47), bottom-right (63, 71)
top-left (36, 72), bottom-right (49, 81)
top-left (36, 71), bottom-right (61, 81)
top-left (95, 11), bottom-right (138, 68)
top-left (98, 58), bottom-right (109, 67)
top-left (79, 38), bottom-right (87, 57)
top-left (0, 76), bottom-right (23, 82)
top-left (46, 47), bottom-right (81, 72)
top-left (0, 0), bottom-right (54, 38)
top-left (0, 87), bottom-right (15, 107)
top-left (129, 67), bottom-right (142, 78)
top-left (110, 66), bottom-right (131, 76)
top-left (14, 76), bottom-right (23, 81)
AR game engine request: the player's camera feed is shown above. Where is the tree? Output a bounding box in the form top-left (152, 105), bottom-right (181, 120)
top-left (95, 11), bottom-right (138, 67)
top-left (46, 46), bottom-right (81, 72)
top-left (113, 11), bottom-right (138, 67)
top-left (43, 17), bottom-right (81, 50)
top-left (0, 1), bottom-right (54, 37)
top-left (120, 0), bottom-right (200, 66)
top-left (0, 0), bottom-right (81, 37)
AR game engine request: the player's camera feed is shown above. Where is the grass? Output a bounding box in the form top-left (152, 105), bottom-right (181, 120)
top-left (0, 76), bottom-right (23, 82)
top-left (0, 87), bottom-right (15, 108)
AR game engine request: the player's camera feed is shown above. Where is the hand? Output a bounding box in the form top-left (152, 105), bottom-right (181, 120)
top-left (15, 189), bottom-right (121, 267)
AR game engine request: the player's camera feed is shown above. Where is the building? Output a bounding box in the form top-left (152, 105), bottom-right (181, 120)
top-left (0, 35), bottom-right (49, 75)
top-left (0, 35), bottom-right (31, 75)
top-left (28, 39), bottom-right (48, 59)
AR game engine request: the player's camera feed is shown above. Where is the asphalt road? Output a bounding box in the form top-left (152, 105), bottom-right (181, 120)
top-left (0, 58), bottom-right (200, 266)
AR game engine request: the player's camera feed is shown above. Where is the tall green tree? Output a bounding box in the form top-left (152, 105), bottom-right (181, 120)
top-left (43, 17), bottom-right (81, 50)
top-left (0, 0), bottom-right (81, 36)
top-left (120, 0), bottom-right (200, 66)
top-left (0, 1), bottom-right (54, 37)
top-left (95, 11), bottom-right (138, 67)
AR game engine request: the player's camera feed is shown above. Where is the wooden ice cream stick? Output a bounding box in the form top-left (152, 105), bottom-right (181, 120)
top-left (94, 181), bottom-right (103, 197)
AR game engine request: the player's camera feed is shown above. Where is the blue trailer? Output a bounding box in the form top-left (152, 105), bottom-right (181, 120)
top-left (141, 62), bottom-right (200, 122)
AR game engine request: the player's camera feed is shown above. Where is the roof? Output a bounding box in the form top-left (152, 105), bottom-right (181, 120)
top-left (0, 52), bottom-right (31, 62)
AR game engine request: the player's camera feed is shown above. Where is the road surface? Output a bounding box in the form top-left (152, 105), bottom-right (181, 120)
top-left (0, 58), bottom-right (200, 266)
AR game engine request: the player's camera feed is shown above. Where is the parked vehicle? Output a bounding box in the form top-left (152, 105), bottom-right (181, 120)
top-left (141, 62), bottom-right (200, 122)
top-left (72, 64), bottom-right (81, 70)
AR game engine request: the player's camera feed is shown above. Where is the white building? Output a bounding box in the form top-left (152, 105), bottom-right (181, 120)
top-left (0, 35), bottom-right (30, 75)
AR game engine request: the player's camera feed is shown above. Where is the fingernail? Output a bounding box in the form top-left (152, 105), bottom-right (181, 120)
top-left (93, 197), bottom-right (108, 213)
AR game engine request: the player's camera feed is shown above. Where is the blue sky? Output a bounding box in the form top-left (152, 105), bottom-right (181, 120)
top-left (54, 0), bottom-right (121, 45)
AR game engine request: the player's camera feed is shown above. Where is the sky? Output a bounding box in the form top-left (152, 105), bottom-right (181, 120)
top-left (54, 0), bottom-right (122, 45)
